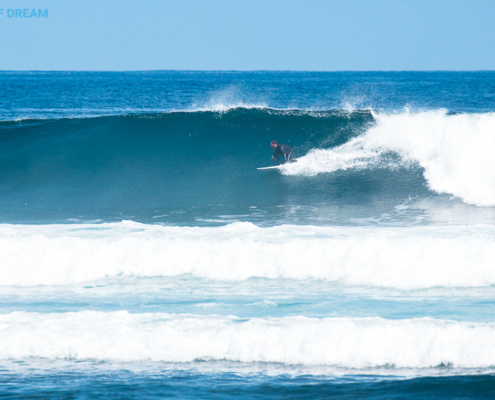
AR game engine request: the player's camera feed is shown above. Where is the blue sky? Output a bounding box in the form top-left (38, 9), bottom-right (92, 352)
top-left (0, 0), bottom-right (494, 71)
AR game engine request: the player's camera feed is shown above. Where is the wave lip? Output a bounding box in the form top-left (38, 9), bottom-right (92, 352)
top-left (2, 311), bottom-right (495, 369)
top-left (2, 222), bottom-right (495, 289)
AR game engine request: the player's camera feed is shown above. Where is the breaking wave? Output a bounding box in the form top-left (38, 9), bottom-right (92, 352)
top-left (285, 110), bottom-right (495, 206)
top-left (0, 108), bottom-right (494, 224)
top-left (2, 311), bottom-right (495, 369)
top-left (2, 221), bottom-right (495, 289)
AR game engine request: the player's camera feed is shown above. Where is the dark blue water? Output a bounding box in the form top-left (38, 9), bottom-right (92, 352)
top-left (2, 368), bottom-right (495, 400)
top-left (2, 71), bottom-right (495, 120)
top-left (2, 71), bottom-right (495, 399)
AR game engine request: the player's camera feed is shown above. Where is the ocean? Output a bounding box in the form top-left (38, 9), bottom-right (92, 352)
top-left (1, 71), bottom-right (495, 398)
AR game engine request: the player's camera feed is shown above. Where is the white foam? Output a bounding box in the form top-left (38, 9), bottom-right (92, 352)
top-left (250, 300), bottom-right (278, 307)
top-left (189, 86), bottom-right (269, 113)
top-left (284, 110), bottom-right (495, 206)
top-left (190, 102), bottom-right (269, 113)
top-left (2, 221), bottom-right (495, 289)
top-left (1, 311), bottom-right (495, 368)
top-left (283, 138), bottom-right (380, 176)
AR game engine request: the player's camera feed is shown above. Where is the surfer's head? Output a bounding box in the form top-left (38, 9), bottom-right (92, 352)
top-left (270, 140), bottom-right (278, 149)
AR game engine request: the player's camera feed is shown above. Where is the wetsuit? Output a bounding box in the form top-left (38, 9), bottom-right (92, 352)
top-left (272, 143), bottom-right (293, 164)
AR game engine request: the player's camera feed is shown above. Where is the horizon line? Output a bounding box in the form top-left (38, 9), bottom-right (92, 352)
top-left (1, 69), bottom-right (495, 73)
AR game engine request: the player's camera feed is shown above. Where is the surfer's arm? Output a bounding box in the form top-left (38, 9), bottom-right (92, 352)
top-left (271, 155), bottom-right (281, 165)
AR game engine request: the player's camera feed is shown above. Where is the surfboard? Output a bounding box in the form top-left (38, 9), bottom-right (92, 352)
top-left (257, 159), bottom-right (298, 170)
top-left (257, 165), bottom-right (284, 170)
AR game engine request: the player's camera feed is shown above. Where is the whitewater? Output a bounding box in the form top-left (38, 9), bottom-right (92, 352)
top-left (3, 311), bottom-right (495, 369)
top-left (1, 71), bottom-right (495, 398)
top-left (2, 222), bottom-right (495, 289)
top-left (286, 109), bottom-right (495, 206)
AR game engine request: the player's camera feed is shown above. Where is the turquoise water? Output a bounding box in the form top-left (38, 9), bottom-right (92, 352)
top-left (1, 71), bottom-right (495, 398)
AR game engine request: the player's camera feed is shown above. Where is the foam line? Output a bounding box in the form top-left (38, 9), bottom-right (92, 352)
top-left (1, 311), bottom-right (495, 368)
top-left (1, 222), bottom-right (495, 289)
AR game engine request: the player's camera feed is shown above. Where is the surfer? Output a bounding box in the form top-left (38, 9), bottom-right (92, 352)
top-left (270, 140), bottom-right (293, 165)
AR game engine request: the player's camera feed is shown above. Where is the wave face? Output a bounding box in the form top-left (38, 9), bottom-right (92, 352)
top-left (0, 109), bottom-right (382, 224)
top-left (3, 107), bottom-right (495, 224)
